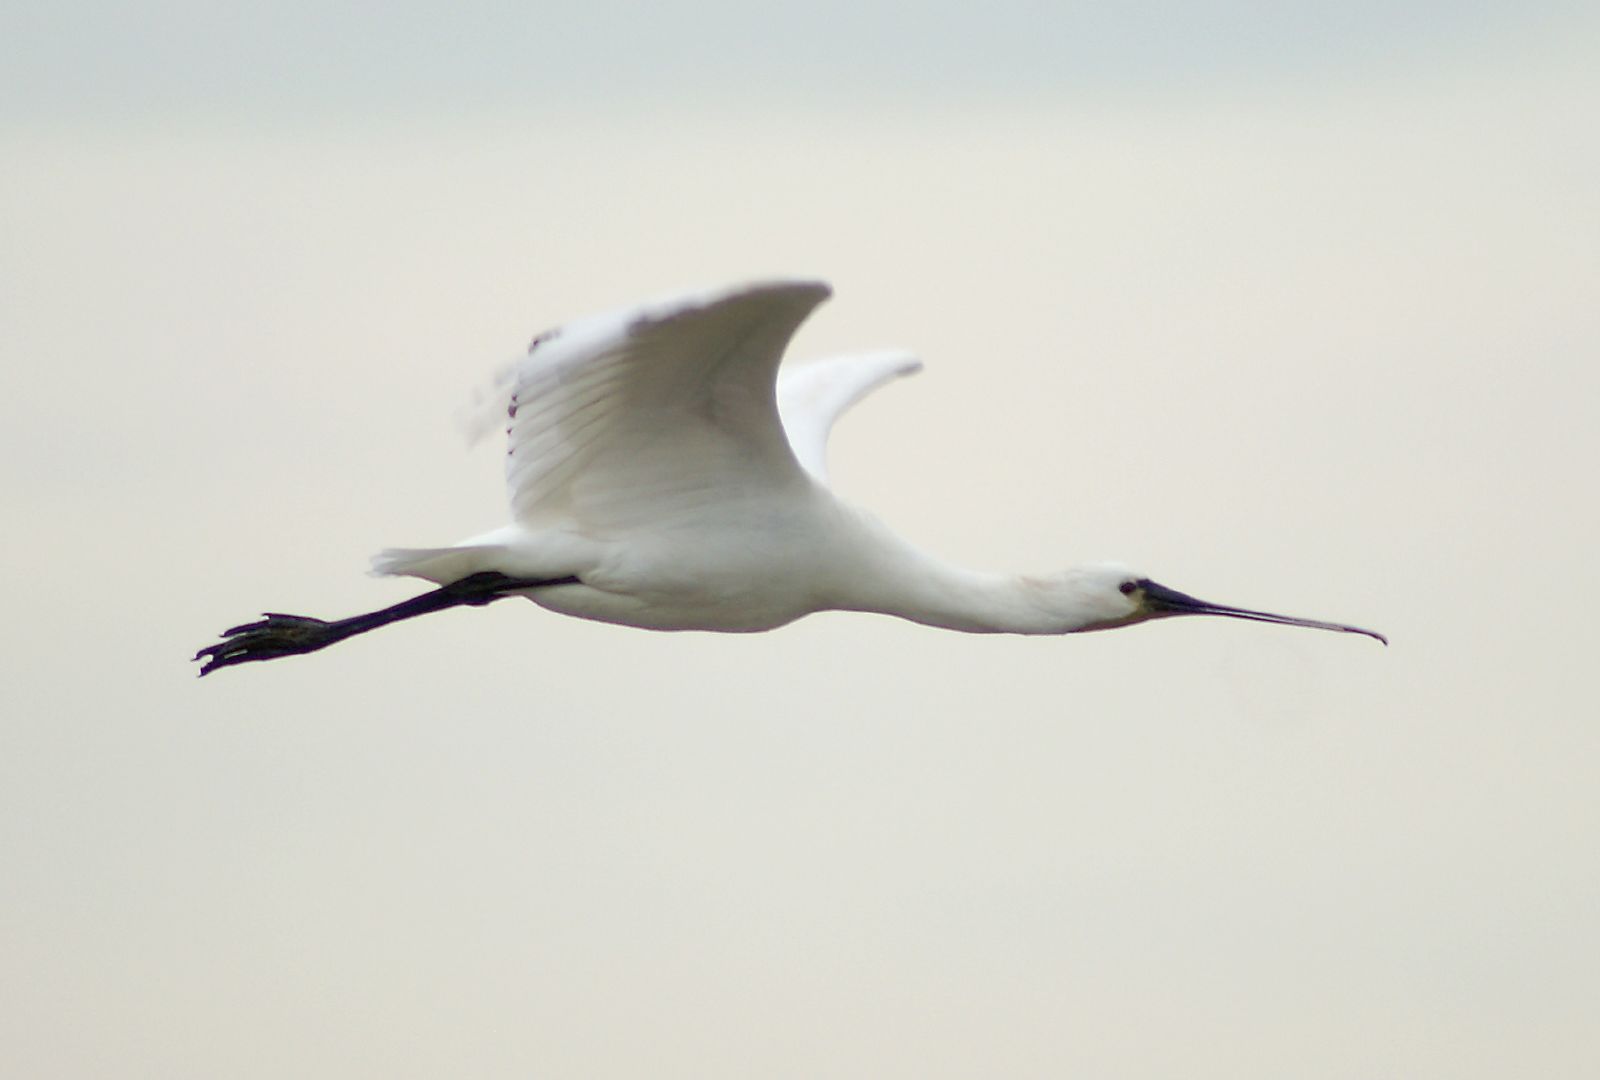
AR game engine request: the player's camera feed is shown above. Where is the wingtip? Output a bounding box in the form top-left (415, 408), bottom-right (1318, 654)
top-left (718, 277), bottom-right (832, 305)
top-left (863, 349), bottom-right (924, 378)
top-left (623, 278), bottom-right (834, 334)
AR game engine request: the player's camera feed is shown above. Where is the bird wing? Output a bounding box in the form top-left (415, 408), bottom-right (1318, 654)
top-left (496, 279), bottom-right (831, 533)
top-left (776, 351), bottom-right (922, 484)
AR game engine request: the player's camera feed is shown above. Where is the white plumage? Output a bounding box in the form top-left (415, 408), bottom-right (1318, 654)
top-left (196, 278), bottom-right (1383, 675)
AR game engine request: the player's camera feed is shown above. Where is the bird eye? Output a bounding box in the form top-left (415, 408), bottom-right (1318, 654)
top-left (1119, 581), bottom-right (1137, 596)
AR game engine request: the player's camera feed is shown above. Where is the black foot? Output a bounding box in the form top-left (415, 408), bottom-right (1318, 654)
top-left (193, 613), bottom-right (343, 676)
top-left (192, 572), bottom-right (581, 677)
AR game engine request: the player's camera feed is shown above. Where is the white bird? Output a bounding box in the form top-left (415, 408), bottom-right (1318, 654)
top-left (195, 279), bottom-right (1384, 674)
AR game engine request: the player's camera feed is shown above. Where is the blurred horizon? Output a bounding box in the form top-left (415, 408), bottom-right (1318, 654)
top-left (4, 2), bottom-right (1595, 132)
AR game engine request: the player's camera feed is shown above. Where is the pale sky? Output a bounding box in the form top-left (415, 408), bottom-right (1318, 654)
top-left (3, 2), bottom-right (1585, 124)
top-left (3, 4), bottom-right (1598, 1078)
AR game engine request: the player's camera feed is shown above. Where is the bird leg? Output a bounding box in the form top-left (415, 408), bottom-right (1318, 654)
top-left (193, 571), bottom-right (579, 676)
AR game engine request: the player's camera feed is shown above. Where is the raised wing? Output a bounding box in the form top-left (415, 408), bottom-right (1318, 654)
top-left (776, 351), bottom-right (922, 484)
top-left (497, 280), bottom-right (831, 532)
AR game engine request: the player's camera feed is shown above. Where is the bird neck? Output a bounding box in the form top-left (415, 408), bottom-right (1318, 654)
top-left (825, 510), bottom-right (1079, 635)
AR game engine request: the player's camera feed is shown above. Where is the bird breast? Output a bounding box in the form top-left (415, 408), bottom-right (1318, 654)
top-left (527, 488), bottom-right (845, 632)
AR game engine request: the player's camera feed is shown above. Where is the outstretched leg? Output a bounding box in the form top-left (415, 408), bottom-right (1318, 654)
top-left (193, 571), bottom-right (580, 676)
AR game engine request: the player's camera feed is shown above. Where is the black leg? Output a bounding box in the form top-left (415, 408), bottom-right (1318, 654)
top-left (193, 572), bottom-right (580, 676)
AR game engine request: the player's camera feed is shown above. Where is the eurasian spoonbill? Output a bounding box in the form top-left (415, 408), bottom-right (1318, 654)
top-left (195, 279), bottom-right (1384, 675)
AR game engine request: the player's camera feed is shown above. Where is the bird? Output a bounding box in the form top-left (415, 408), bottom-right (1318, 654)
top-left (194, 279), bottom-right (1384, 675)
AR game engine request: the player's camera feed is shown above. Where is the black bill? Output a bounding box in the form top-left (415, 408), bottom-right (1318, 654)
top-left (1139, 579), bottom-right (1387, 645)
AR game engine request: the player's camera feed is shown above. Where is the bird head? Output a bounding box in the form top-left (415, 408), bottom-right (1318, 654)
top-left (1057, 562), bottom-right (1387, 643)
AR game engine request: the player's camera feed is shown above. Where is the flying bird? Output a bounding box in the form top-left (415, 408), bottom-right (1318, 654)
top-left (195, 279), bottom-right (1384, 675)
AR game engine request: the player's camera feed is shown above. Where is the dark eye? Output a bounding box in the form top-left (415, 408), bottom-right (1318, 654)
top-left (1118, 581), bottom-right (1137, 596)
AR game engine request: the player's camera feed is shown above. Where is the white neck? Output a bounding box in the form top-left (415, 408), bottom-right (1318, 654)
top-left (819, 508), bottom-right (1088, 635)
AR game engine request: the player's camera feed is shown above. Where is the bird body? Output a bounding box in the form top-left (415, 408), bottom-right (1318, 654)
top-left (372, 280), bottom-right (927, 632)
top-left (196, 278), bottom-right (1383, 675)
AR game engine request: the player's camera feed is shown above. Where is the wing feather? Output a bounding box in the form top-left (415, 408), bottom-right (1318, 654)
top-left (502, 280), bottom-right (831, 531)
top-left (776, 351), bottom-right (923, 483)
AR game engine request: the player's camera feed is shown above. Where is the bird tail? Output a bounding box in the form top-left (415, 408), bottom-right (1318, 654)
top-left (370, 545), bottom-right (501, 585)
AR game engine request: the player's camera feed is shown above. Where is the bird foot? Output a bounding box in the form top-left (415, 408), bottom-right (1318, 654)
top-left (193, 613), bottom-right (343, 676)
top-left (192, 573), bottom-right (581, 677)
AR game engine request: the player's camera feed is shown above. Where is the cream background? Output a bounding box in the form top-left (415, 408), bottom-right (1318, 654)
top-left (3, 5), bottom-right (1597, 1076)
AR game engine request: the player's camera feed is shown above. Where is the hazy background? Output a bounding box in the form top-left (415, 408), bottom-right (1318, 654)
top-left (4, 3), bottom-right (1597, 1077)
